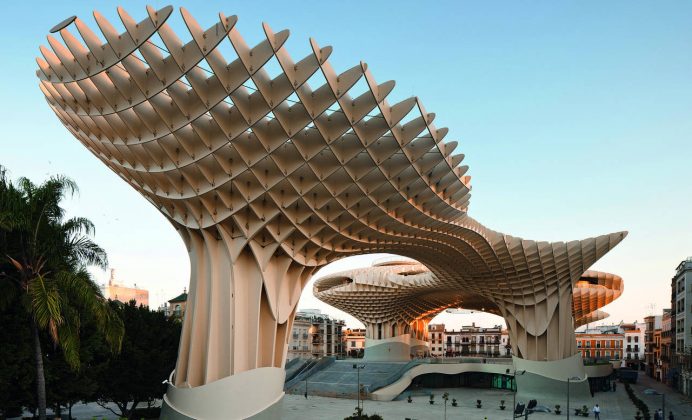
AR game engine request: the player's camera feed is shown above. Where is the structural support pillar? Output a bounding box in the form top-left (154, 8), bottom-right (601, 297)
top-left (499, 281), bottom-right (577, 362)
top-left (362, 317), bottom-right (432, 361)
top-left (162, 227), bottom-right (313, 419)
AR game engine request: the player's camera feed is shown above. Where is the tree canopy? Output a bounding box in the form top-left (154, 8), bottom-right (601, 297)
top-left (0, 167), bottom-right (123, 419)
top-left (96, 300), bottom-right (181, 419)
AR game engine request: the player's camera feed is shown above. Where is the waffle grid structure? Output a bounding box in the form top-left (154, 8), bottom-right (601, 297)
top-left (315, 263), bottom-right (624, 352)
top-left (36, 5), bottom-right (626, 418)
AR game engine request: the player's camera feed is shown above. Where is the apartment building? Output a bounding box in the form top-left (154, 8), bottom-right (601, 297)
top-left (674, 258), bottom-right (692, 353)
top-left (343, 328), bottom-right (366, 358)
top-left (287, 309), bottom-right (345, 360)
top-left (661, 310), bottom-right (673, 384)
top-left (673, 257), bottom-right (692, 396)
top-left (622, 322), bottom-right (645, 370)
top-left (430, 323), bottom-right (507, 357)
top-left (644, 314), bottom-right (663, 378)
top-left (501, 330), bottom-right (511, 356)
top-left (575, 328), bottom-right (624, 361)
top-left (429, 324), bottom-right (446, 357)
top-left (101, 269), bottom-right (149, 307)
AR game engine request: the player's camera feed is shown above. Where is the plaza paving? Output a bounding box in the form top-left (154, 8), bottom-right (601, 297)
top-left (19, 374), bottom-right (692, 419)
top-left (282, 382), bottom-right (660, 420)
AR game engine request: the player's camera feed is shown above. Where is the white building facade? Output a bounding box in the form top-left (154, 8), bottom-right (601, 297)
top-left (428, 323), bottom-right (507, 357)
top-left (287, 309), bottom-right (345, 360)
top-left (429, 324), bottom-right (446, 357)
top-left (343, 328), bottom-right (366, 358)
top-left (623, 322), bottom-right (646, 369)
top-left (674, 258), bottom-right (692, 396)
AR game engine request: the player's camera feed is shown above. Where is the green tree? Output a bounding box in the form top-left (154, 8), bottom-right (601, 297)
top-left (0, 168), bottom-right (124, 420)
top-left (45, 307), bottom-right (110, 420)
top-left (0, 296), bottom-right (34, 418)
top-left (96, 301), bottom-right (181, 420)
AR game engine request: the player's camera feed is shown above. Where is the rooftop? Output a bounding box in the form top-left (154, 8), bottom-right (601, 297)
top-left (675, 257), bottom-right (692, 275)
top-left (168, 292), bottom-right (188, 303)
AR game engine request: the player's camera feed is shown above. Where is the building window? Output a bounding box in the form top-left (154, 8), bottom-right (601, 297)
top-left (634, 336), bottom-right (639, 343)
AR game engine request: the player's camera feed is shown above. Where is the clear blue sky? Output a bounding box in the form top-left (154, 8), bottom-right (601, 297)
top-left (1, 1), bottom-right (690, 329)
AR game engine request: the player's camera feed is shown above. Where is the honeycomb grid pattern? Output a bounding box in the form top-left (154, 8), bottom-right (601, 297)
top-left (573, 270), bottom-right (624, 328)
top-left (315, 263), bottom-right (624, 344)
top-left (37, 5), bottom-right (626, 391)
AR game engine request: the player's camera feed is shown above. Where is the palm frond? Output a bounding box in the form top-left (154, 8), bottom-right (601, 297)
top-left (62, 217), bottom-right (96, 237)
top-left (57, 305), bottom-right (81, 370)
top-left (67, 236), bottom-right (108, 269)
top-left (0, 174), bottom-right (27, 231)
top-left (56, 269), bottom-right (123, 353)
top-left (28, 275), bottom-right (63, 345)
top-left (102, 304), bottom-right (124, 353)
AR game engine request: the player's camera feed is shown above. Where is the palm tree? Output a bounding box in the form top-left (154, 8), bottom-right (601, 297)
top-left (0, 168), bottom-right (123, 420)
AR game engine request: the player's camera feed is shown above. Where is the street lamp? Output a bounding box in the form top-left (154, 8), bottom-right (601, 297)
top-left (566, 376), bottom-right (583, 420)
top-left (508, 368), bottom-right (526, 418)
top-left (353, 363), bottom-right (365, 417)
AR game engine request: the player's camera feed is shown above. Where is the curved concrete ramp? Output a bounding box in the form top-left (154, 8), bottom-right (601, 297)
top-left (372, 354), bottom-right (612, 403)
top-left (371, 360), bottom-right (512, 401)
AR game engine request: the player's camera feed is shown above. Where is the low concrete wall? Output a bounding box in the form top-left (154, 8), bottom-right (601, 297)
top-left (161, 367), bottom-right (285, 420)
top-left (514, 355), bottom-right (591, 402)
top-left (512, 354), bottom-right (586, 382)
top-left (409, 337), bottom-right (429, 358)
top-left (584, 363), bottom-right (614, 378)
top-left (365, 335), bottom-right (413, 362)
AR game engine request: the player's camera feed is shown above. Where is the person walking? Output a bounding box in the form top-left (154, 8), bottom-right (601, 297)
top-left (668, 411), bottom-right (674, 420)
top-left (654, 409), bottom-right (661, 420)
top-left (592, 403), bottom-right (601, 419)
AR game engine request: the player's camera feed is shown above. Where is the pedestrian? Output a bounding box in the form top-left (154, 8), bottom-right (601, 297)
top-left (613, 381), bottom-right (617, 392)
top-left (592, 403), bottom-right (601, 419)
top-left (654, 409), bottom-right (661, 420)
top-left (668, 411), bottom-right (674, 420)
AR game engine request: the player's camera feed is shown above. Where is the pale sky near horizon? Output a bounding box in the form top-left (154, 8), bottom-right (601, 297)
top-left (1, 1), bottom-right (690, 330)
